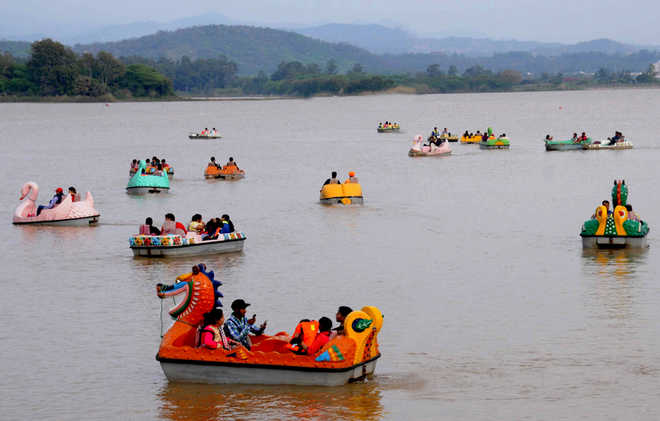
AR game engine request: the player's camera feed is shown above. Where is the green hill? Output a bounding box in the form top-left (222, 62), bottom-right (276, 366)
top-left (74, 25), bottom-right (378, 75)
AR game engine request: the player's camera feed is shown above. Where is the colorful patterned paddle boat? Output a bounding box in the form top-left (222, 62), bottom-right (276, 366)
top-left (13, 182), bottom-right (100, 226)
top-left (580, 180), bottom-right (649, 248)
top-left (155, 264), bottom-right (383, 385)
top-left (126, 160), bottom-right (170, 194)
top-left (130, 232), bottom-right (246, 257)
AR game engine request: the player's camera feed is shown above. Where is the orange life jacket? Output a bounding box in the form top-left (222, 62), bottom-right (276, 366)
top-left (286, 320), bottom-right (319, 352)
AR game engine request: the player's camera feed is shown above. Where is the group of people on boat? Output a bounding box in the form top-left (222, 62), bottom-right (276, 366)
top-left (321, 171), bottom-right (359, 187)
top-left (544, 132), bottom-right (589, 143)
top-left (197, 293), bottom-right (353, 356)
top-left (591, 199), bottom-right (642, 222)
top-left (198, 128), bottom-right (219, 137)
top-left (35, 186), bottom-right (80, 216)
top-left (378, 121), bottom-right (399, 129)
top-left (208, 156), bottom-right (240, 170)
top-left (427, 127), bottom-right (452, 146)
top-left (139, 213), bottom-right (236, 240)
top-left (130, 156), bottom-right (172, 176)
top-left (462, 130), bottom-right (507, 142)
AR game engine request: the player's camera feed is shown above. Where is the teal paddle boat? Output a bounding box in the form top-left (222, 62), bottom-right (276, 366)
top-left (545, 138), bottom-right (591, 151)
top-left (126, 160), bottom-right (170, 194)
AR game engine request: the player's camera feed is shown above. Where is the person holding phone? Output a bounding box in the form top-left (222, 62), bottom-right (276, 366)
top-left (225, 299), bottom-right (267, 350)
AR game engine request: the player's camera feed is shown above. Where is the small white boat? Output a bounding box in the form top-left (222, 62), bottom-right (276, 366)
top-left (584, 141), bottom-right (633, 150)
top-left (130, 232), bottom-right (246, 257)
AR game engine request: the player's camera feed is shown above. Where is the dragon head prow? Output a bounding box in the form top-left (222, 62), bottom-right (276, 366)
top-left (156, 263), bottom-right (224, 326)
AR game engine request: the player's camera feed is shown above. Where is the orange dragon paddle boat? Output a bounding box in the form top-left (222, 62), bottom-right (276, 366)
top-left (156, 265), bottom-right (383, 386)
top-left (204, 164), bottom-right (245, 180)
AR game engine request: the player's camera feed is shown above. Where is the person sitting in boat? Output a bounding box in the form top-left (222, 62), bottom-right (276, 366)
top-left (570, 133), bottom-right (579, 143)
top-left (545, 134), bottom-right (553, 141)
top-left (498, 133), bottom-right (508, 140)
top-left (225, 157), bottom-right (239, 169)
top-left (199, 308), bottom-right (239, 350)
top-left (378, 122), bottom-right (383, 129)
top-left (130, 159), bottom-right (139, 172)
top-left (287, 319), bottom-right (319, 354)
top-left (188, 214), bottom-right (205, 233)
top-left (139, 217), bottom-right (161, 235)
top-left (578, 132), bottom-right (588, 142)
top-left (220, 214), bottom-right (235, 233)
top-left (202, 217), bottom-right (221, 240)
top-left (153, 164), bottom-right (164, 176)
top-left (431, 127), bottom-right (440, 138)
top-left (608, 131), bottom-right (624, 145)
top-left (208, 156), bottom-right (219, 168)
top-left (68, 186), bottom-right (80, 202)
top-left (161, 159), bottom-right (170, 170)
top-left (289, 317), bottom-right (332, 355)
top-left (225, 299), bottom-right (266, 350)
top-left (626, 204), bottom-right (641, 222)
top-left (482, 132), bottom-right (488, 142)
top-left (345, 171), bottom-right (359, 184)
top-left (203, 128), bottom-right (209, 136)
top-left (592, 200), bottom-right (612, 218)
top-left (441, 127), bottom-right (449, 136)
top-left (36, 187), bottom-right (64, 216)
top-left (212, 127), bottom-right (218, 136)
top-left (323, 171), bottom-right (341, 187)
top-left (161, 213), bottom-right (187, 236)
top-left (330, 306), bottom-right (353, 339)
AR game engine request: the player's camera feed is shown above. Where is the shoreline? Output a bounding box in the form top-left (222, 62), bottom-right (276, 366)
top-left (0, 83), bottom-right (657, 103)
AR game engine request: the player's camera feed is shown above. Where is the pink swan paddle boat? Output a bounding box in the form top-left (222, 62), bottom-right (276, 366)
top-left (13, 182), bottom-right (100, 226)
top-left (408, 135), bottom-right (451, 157)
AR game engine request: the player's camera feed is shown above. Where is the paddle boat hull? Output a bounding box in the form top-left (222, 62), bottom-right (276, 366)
top-left (584, 141), bottom-right (633, 150)
top-left (130, 170), bottom-right (174, 179)
top-left (204, 165), bottom-right (245, 180)
top-left (460, 136), bottom-right (482, 144)
top-left (158, 356), bottom-right (378, 386)
top-left (377, 128), bottom-right (400, 133)
top-left (581, 235), bottom-right (647, 249)
top-left (130, 233), bottom-right (246, 257)
top-left (479, 141), bottom-right (509, 149)
top-left (189, 135), bottom-right (222, 140)
top-left (408, 146), bottom-right (451, 157)
top-left (545, 139), bottom-right (590, 151)
top-left (13, 215), bottom-right (99, 226)
top-left (320, 183), bottom-right (364, 205)
top-left (126, 186), bottom-right (169, 195)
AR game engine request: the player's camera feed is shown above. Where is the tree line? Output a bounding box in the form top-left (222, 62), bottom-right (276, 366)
top-left (0, 39), bottom-right (173, 99)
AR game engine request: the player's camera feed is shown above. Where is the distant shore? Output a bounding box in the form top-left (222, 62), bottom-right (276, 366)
top-left (1, 83), bottom-right (657, 103)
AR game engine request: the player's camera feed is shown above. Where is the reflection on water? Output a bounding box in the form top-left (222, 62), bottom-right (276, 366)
top-left (158, 380), bottom-right (383, 421)
top-left (581, 248), bottom-right (648, 281)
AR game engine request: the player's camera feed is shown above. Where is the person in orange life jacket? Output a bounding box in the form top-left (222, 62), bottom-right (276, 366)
top-left (226, 157), bottom-right (238, 169)
top-left (330, 306), bottom-right (352, 339)
top-left (161, 213), bottom-right (187, 236)
top-left (36, 187), bottom-right (64, 215)
top-left (199, 308), bottom-right (239, 350)
top-left (287, 319), bottom-right (319, 353)
top-left (303, 317), bottom-right (332, 355)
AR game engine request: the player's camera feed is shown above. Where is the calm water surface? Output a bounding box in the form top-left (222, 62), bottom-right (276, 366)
top-left (1, 89), bottom-right (660, 420)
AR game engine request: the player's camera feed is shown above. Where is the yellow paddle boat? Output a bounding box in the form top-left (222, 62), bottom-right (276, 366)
top-left (320, 183), bottom-right (364, 205)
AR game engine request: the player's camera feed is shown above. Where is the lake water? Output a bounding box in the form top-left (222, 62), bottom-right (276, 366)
top-left (1, 88), bottom-right (660, 420)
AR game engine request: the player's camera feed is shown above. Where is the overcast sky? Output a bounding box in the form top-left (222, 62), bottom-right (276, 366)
top-left (1, 0), bottom-right (658, 44)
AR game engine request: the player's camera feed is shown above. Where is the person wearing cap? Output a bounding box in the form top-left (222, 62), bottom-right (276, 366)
top-left (36, 187), bottom-right (64, 216)
top-left (225, 299), bottom-right (267, 349)
top-left (345, 171), bottom-right (359, 184)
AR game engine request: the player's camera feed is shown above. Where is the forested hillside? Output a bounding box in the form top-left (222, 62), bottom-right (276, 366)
top-left (74, 25), bottom-right (375, 75)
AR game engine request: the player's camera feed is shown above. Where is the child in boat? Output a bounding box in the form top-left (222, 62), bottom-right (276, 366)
top-left (68, 186), bottom-right (80, 202)
top-left (188, 214), bottom-right (205, 233)
top-left (303, 317), bottom-right (332, 355)
top-left (199, 308), bottom-right (239, 350)
top-left (139, 217), bottom-right (161, 235)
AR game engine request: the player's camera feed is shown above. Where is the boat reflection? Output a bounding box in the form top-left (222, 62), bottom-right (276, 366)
top-left (157, 380), bottom-right (384, 421)
top-left (581, 248), bottom-right (648, 281)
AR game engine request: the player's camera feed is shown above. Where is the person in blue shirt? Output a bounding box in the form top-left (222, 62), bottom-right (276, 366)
top-left (225, 299), bottom-right (266, 349)
top-left (37, 187), bottom-right (64, 216)
top-left (220, 214), bottom-right (235, 233)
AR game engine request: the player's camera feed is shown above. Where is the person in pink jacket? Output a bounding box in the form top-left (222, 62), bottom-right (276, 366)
top-left (199, 309), bottom-right (239, 350)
